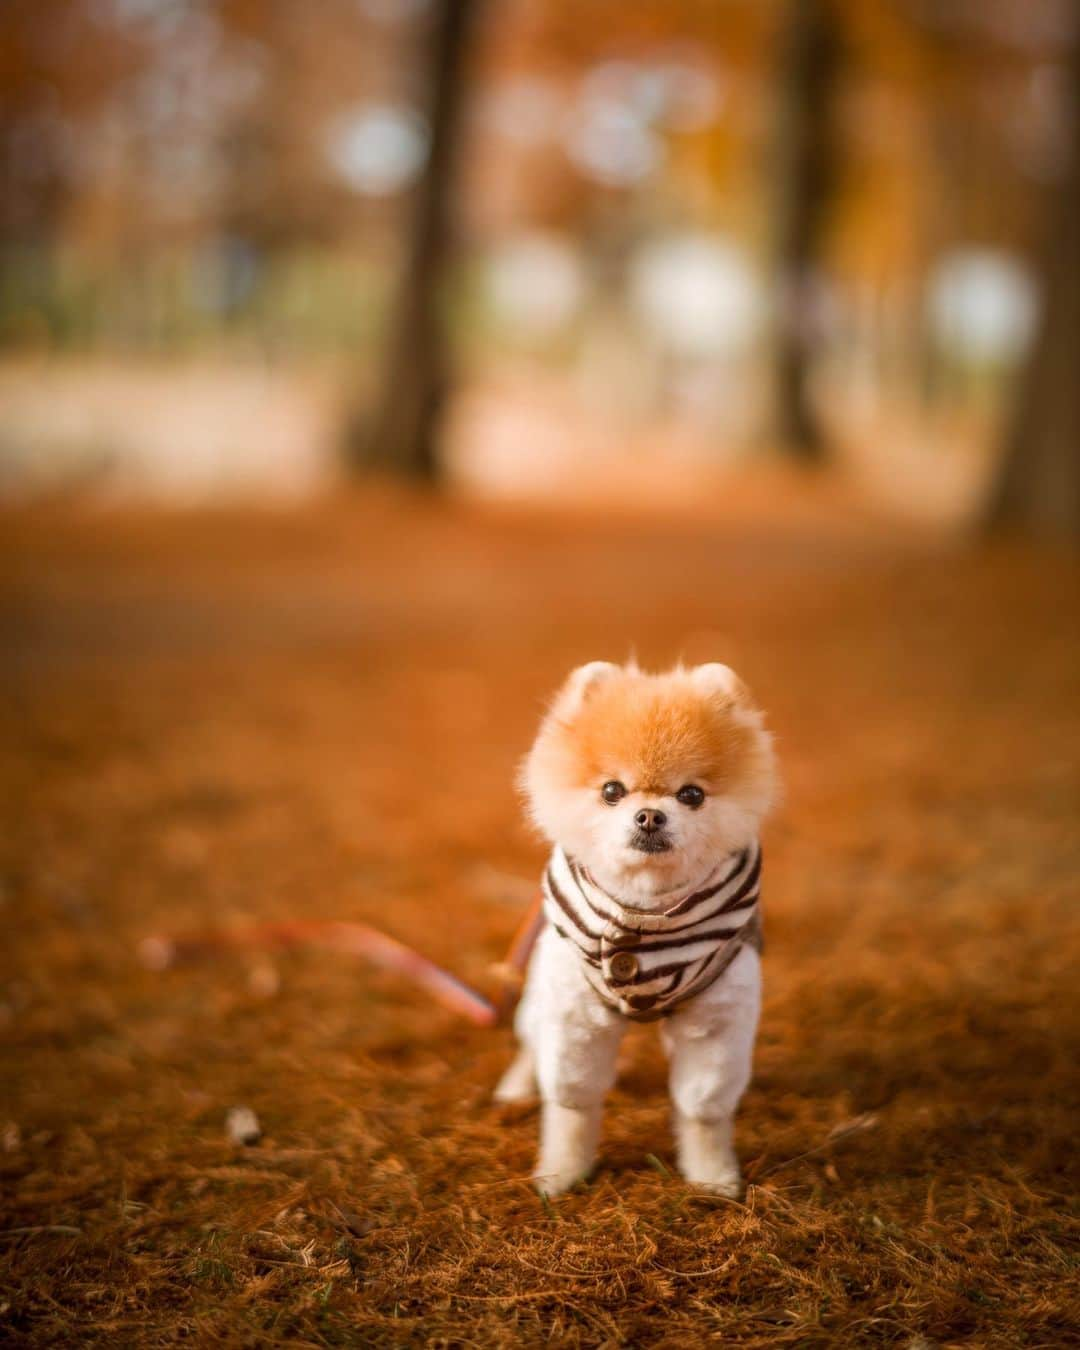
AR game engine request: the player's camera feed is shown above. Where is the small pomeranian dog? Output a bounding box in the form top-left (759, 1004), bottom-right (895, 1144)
top-left (496, 661), bottom-right (778, 1197)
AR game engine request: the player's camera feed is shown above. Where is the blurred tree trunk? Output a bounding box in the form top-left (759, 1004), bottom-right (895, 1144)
top-left (353, 0), bottom-right (476, 479)
top-left (771, 0), bottom-right (838, 461)
top-left (985, 37), bottom-right (1080, 538)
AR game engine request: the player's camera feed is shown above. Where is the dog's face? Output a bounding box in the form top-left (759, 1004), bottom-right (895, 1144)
top-left (522, 662), bottom-right (777, 898)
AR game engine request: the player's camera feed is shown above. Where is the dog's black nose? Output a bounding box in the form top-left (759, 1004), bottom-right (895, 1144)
top-left (635, 808), bottom-right (667, 832)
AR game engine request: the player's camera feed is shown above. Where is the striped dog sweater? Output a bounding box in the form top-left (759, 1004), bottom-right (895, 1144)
top-left (542, 841), bottom-right (763, 1022)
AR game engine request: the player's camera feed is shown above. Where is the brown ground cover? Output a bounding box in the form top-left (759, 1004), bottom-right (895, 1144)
top-left (0, 486), bottom-right (1077, 1347)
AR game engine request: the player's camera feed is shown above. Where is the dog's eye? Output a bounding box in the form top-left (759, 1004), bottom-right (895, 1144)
top-left (676, 784), bottom-right (705, 808)
top-left (601, 780), bottom-right (627, 804)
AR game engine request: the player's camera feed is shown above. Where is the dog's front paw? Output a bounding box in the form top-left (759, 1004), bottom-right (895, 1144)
top-left (534, 1102), bottom-right (599, 1196)
top-left (533, 1159), bottom-right (591, 1197)
top-left (676, 1115), bottom-right (743, 1198)
top-left (685, 1167), bottom-right (743, 1199)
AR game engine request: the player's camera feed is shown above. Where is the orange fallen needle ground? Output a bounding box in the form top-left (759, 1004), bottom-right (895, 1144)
top-left (1, 483), bottom-right (1076, 1347)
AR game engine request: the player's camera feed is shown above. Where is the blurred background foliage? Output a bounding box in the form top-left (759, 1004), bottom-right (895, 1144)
top-left (0, 0), bottom-right (1076, 530)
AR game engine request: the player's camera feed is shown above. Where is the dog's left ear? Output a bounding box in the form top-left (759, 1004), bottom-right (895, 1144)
top-left (691, 662), bottom-right (750, 704)
top-left (551, 660), bottom-right (620, 720)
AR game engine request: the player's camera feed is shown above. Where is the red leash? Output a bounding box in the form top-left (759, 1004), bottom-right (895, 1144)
top-left (140, 892), bottom-right (546, 1028)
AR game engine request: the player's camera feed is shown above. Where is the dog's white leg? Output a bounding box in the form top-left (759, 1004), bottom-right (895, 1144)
top-left (525, 932), bottom-right (624, 1196)
top-left (661, 950), bottom-right (760, 1197)
top-left (494, 936), bottom-right (542, 1103)
top-left (534, 1012), bottom-right (624, 1196)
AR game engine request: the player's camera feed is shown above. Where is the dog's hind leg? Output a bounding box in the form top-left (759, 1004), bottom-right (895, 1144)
top-left (493, 942), bottom-right (541, 1103)
top-left (494, 1044), bottom-right (537, 1103)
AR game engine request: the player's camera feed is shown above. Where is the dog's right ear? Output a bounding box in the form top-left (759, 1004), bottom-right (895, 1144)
top-left (690, 662), bottom-right (749, 704)
top-left (550, 661), bottom-right (620, 721)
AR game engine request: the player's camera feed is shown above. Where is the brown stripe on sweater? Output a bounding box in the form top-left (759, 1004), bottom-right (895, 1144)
top-left (544, 868), bottom-right (601, 941)
top-left (575, 855), bottom-right (725, 918)
top-left (605, 955), bottom-right (716, 987)
top-left (625, 886), bottom-right (758, 936)
top-left (567, 858), bottom-right (626, 926)
top-left (586, 880), bottom-right (759, 939)
top-left (623, 972), bottom-right (682, 1010)
top-left (611, 924), bottom-right (746, 955)
top-left (659, 850), bottom-right (747, 917)
top-left (714, 888), bottom-right (759, 916)
top-left (658, 934), bottom-right (752, 1013)
top-left (588, 969), bottom-right (681, 1015)
top-left (573, 848), bottom-right (757, 933)
top-left (618, 971), bottom-right (686, 1021)
top-left (662, 847), bottom-right (754, 917)
top-left (713, 849), bottom-right (762, 915)
top-left (551, 921), bottom-right (601, 963)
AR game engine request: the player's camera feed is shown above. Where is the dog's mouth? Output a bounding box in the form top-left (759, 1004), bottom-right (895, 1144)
top-left (628, 829), bottom-right (674, 854)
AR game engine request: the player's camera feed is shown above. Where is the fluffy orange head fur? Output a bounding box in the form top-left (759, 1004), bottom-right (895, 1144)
top-left (522, 662), bottom-right (777, 900)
